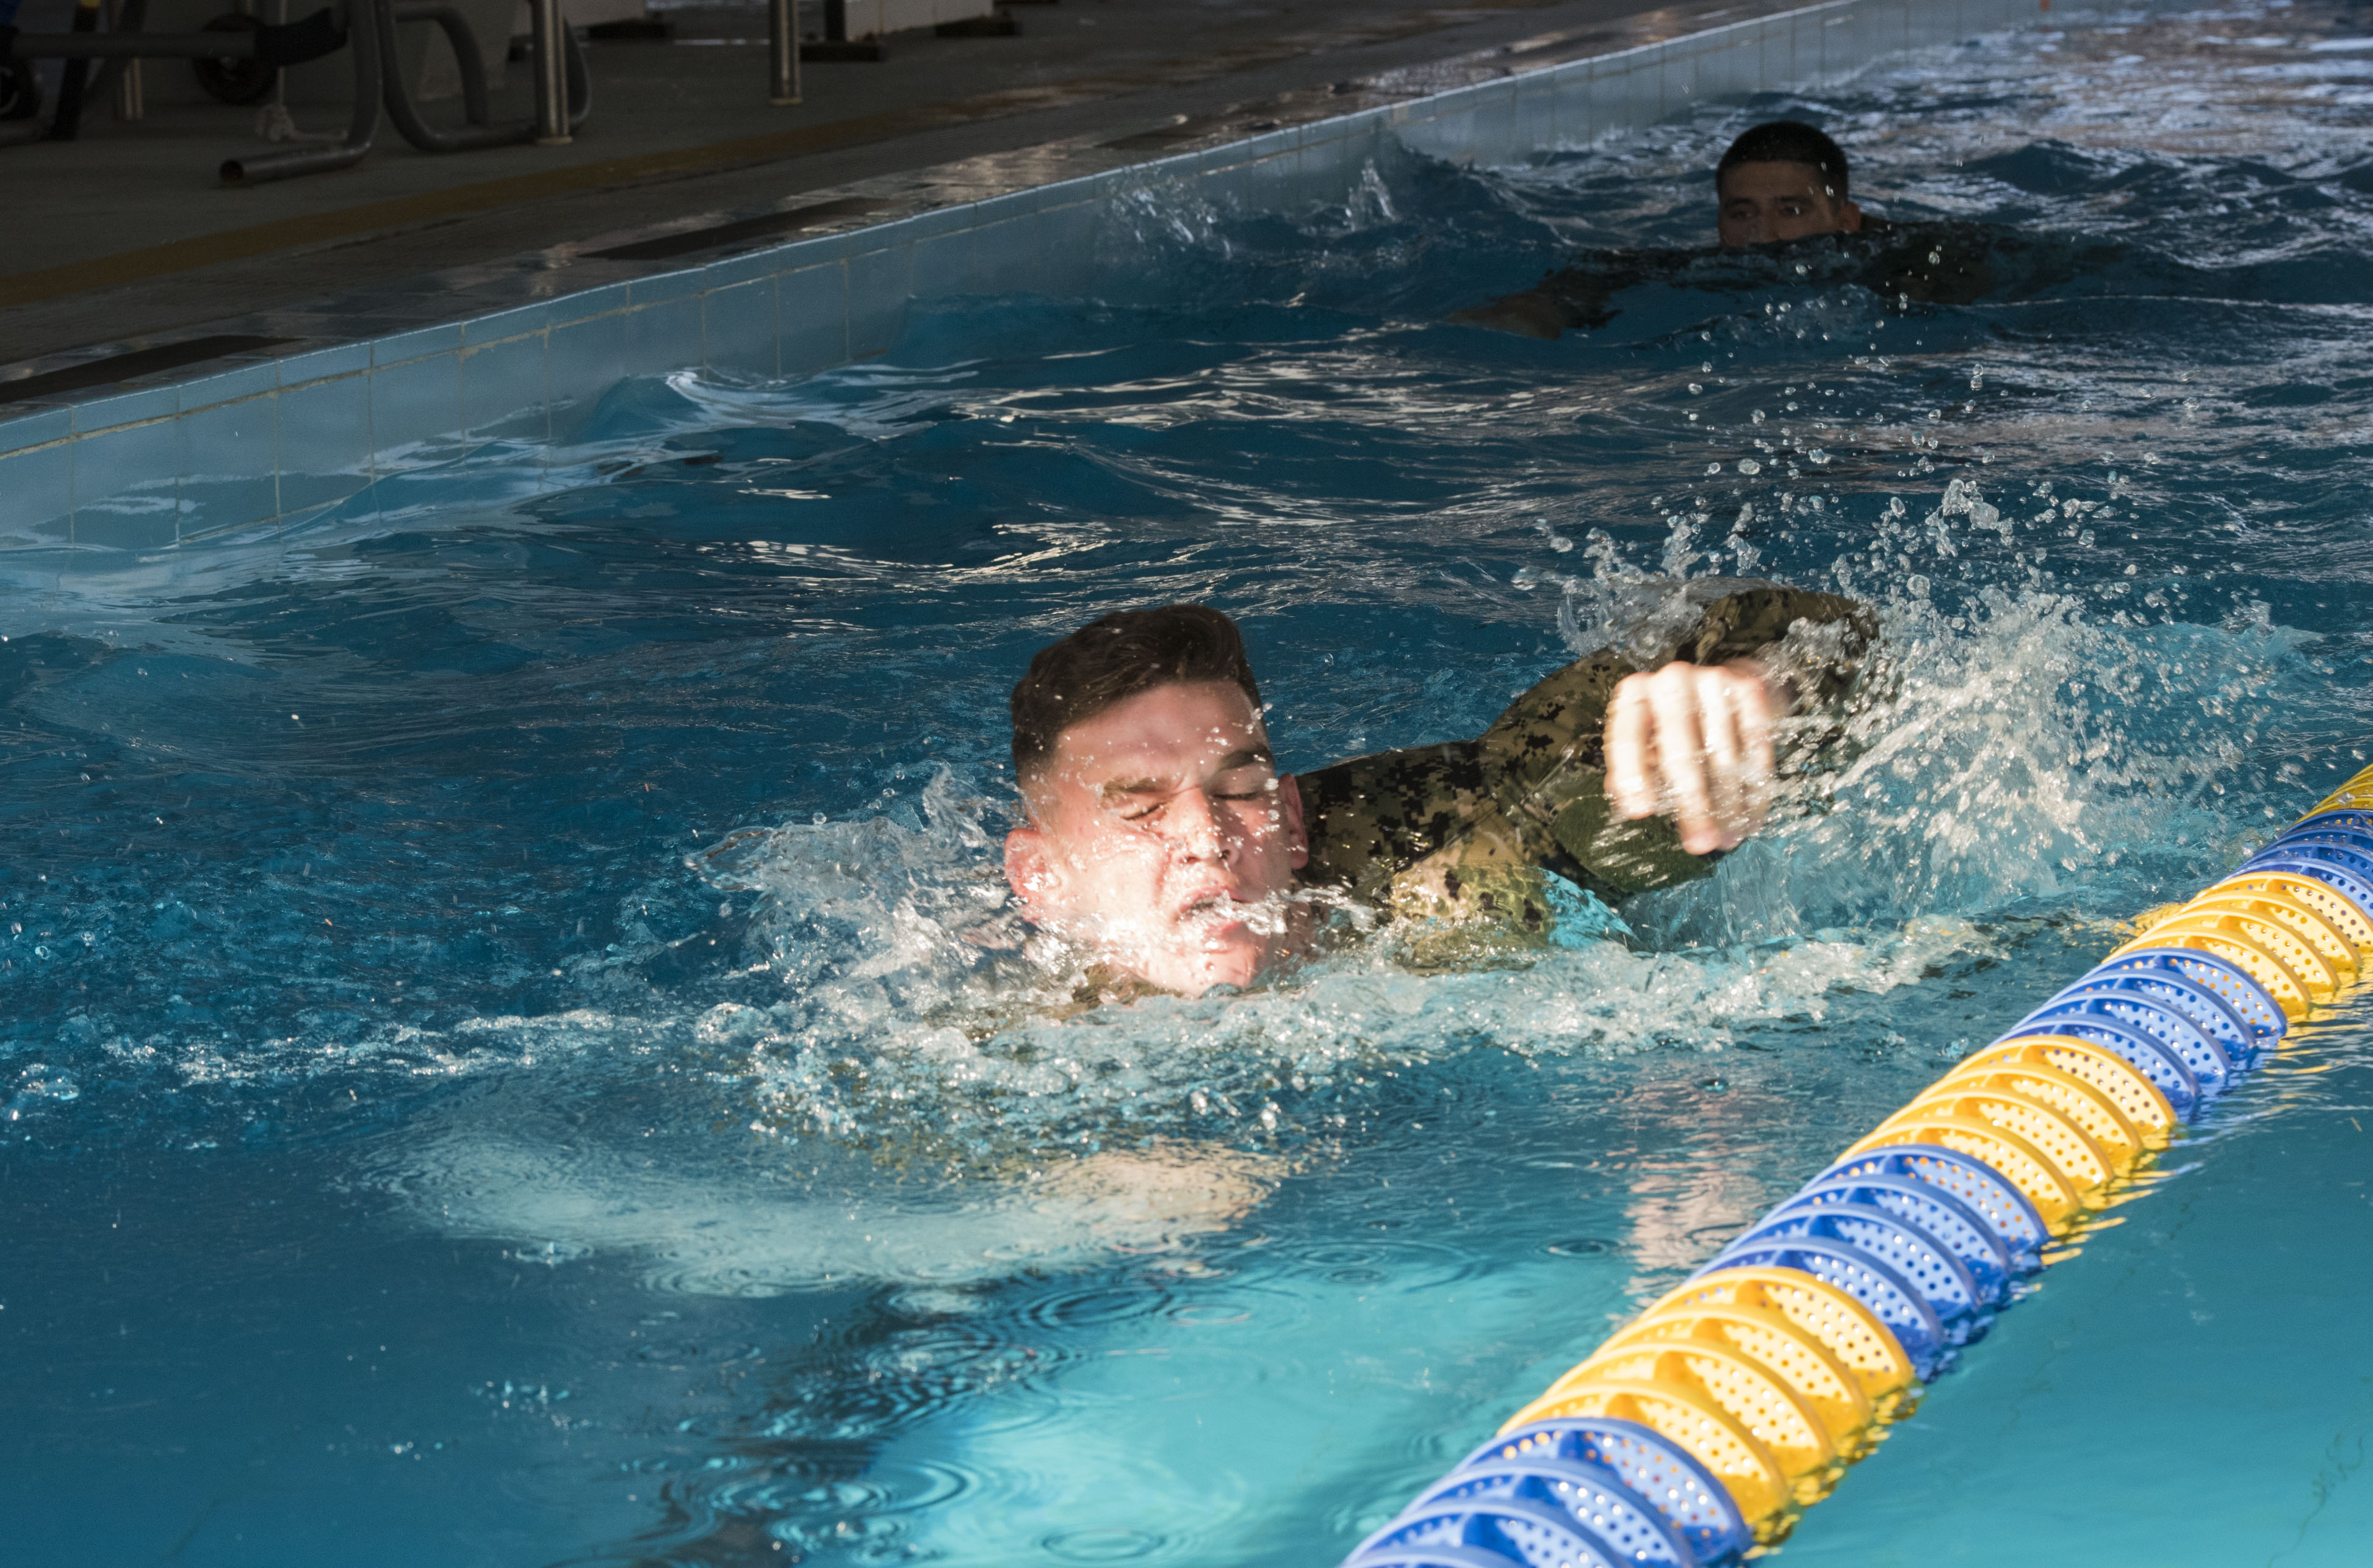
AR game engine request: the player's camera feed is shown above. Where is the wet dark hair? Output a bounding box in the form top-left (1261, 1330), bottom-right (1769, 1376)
top-left (1717, 120), bottom-right (1850, 201)
top-left (1010, 605), bottom-right (1263, 783)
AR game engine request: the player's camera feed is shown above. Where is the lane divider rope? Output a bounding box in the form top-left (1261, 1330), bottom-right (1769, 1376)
top-left (1338, 761), bottom-right (2373, 1568)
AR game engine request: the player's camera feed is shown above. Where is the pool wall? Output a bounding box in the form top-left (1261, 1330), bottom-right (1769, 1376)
top-left (0, 0), bottom-right (2141, 565)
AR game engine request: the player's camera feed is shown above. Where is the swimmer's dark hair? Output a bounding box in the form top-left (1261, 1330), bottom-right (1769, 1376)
top-left (1718, 120), bottom-right (1850, 200)
top-left (1010, 605), bottom-right (1263, 784)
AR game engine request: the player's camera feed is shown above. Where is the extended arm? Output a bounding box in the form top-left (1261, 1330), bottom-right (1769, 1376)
top-left (1294, 580), bottom-right (1873, 932)
top-left (1446, 249), bottom-right (1696, 339)
top-left (1474, 578), bottom-right (1872, 896)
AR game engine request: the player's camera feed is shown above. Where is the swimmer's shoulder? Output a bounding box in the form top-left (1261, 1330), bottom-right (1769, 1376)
top-left (1850, 217), bottom-right (2069, 304)
top-left (1296, 740), bottom-right (1492, 896)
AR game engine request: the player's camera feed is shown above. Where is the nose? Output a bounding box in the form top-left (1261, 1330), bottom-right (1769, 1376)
top-left (1160, 786), bottom-right (1230, 862)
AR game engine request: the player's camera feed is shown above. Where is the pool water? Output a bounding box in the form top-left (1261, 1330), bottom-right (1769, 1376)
top-left (9, 3), bottom-right (2373, 1563)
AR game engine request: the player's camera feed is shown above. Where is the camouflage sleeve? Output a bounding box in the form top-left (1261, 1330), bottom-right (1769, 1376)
top-left (1294, 738), bottom-right (1586, 943)
top-left (1676, 580), bottom-right (1877, 717)
top-left (1295, 741), bottom-right (1494, 904)
top-left (1446, 248), bottom-right (1699, 339)
top-left (1857, 220), bottom-right (1998, 307)
top-left (1476, 581), bottom-right (1873, 899)
top-left (1296, 582), bottom-right (1874, 930)
top-left (1871, 223), bottom-right (2124, 310)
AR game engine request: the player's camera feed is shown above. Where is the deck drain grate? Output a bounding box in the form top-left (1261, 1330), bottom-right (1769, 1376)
top-left (0, 335), bottom-right (295, 409)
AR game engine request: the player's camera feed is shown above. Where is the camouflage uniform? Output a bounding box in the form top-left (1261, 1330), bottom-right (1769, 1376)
top-left (1293, 580), bottom-right (1873, 949)
top-left (1453, 219), bottom-right (2115, 339)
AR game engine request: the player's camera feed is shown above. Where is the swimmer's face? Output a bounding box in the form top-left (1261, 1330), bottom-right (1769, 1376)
top-left (1718, 160), bottom-right (1863, 248)
top-left (1004, 680), bottom-right (1309, 998)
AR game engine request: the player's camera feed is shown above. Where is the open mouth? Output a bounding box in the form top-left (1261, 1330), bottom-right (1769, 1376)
top-left (1176, 890), bottom-right (1298, 943)
top-left (1177, 891), bottom-right (1242, 926)
top-left (1175, 890), bottom-right (1276, 943)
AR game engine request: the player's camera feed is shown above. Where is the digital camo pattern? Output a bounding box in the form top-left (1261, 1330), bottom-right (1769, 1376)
top-left (1294, 583), bottom-right (1873, 952)
top-left (1451, 220), bottom-right (2115, 339)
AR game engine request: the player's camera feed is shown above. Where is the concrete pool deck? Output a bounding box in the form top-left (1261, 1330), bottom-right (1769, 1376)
top-left (0, 0), bottom-right (1812, 369)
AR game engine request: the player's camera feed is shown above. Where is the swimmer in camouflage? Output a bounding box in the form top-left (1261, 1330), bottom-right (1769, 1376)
top-left (1002, 580), bottom-right (1873, 999)
top-left (1449, 120), bottom-right (2102, 340)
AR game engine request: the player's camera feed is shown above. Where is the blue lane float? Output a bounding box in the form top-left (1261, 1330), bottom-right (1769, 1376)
top-left (1335, 762), bottom-right (2373, 1565)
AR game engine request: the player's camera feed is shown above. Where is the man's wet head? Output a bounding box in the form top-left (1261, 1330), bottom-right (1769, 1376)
top-left (1717, 120), bottom-right (1862, 248)
top-left (1004, 606), bottom-right (1309, 996)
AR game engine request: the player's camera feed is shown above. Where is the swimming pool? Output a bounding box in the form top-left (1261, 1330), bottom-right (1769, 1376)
top-left (7, 2), bottom-right (2373, 1563)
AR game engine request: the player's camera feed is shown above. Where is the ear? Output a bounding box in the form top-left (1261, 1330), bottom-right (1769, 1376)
top-left (1277, 773), bottom-right (1309, 870)
top-left (1838, 198), bottom-right (1863, 234)
top-left (1004, 825), bottom-right (1064, 916)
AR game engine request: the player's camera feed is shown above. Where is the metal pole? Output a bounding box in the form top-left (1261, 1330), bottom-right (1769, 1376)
top-left (220, 0), bottom-right (381, 184)
top-left (48, 0), bottom-right (103, 139)
top-left (106, 0), bottom-right (145, 121)
top-left (768, 0), bottom-right (799, 105)
top-left (531, 0), bottom-right (569, 143)
top-left (12, 32), bottom-right (264, 56)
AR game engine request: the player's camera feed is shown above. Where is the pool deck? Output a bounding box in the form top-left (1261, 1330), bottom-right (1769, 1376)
top-left (0, 0), bottom-right (1800, 375)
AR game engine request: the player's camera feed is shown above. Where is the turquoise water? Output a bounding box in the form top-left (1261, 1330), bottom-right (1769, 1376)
top-left (7, 4), bottom-right (2373, 1563)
